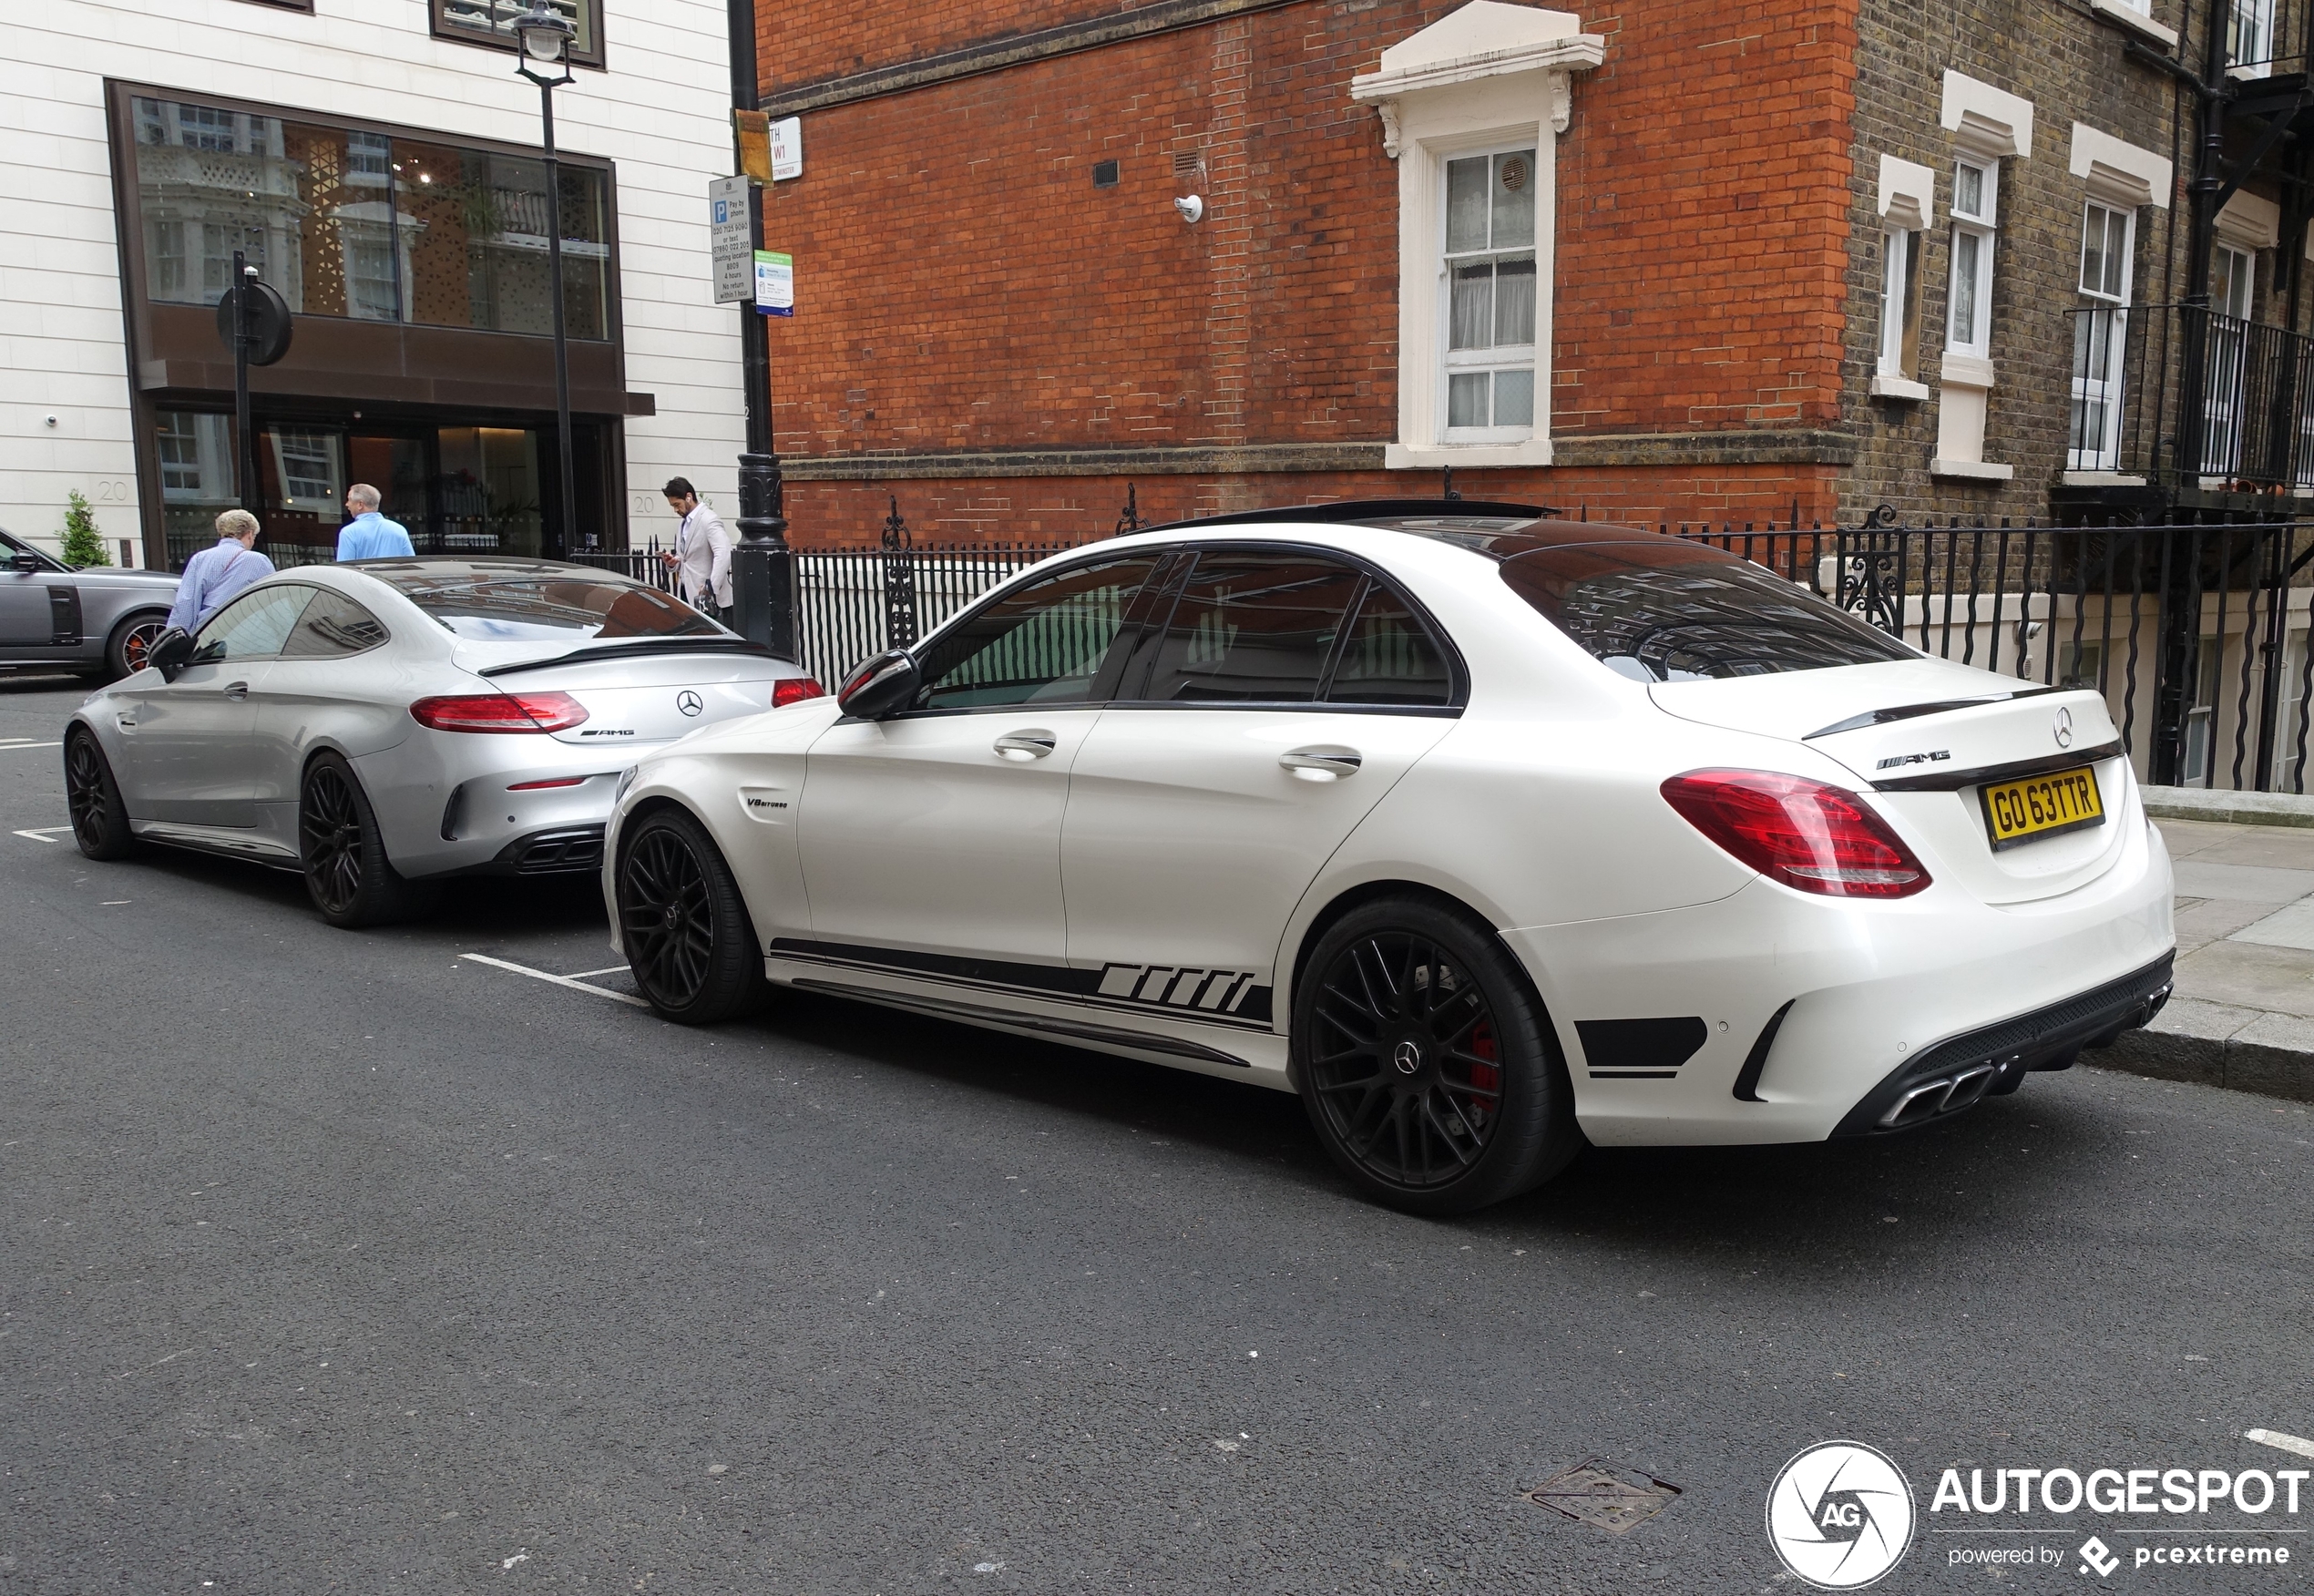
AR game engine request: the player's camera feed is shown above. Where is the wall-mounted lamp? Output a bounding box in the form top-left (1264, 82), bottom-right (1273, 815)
top-left (1174, 194), bottom-right (1204, 224)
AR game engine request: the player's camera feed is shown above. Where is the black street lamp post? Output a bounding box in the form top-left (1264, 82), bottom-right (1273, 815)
top-left (513, 3), bottom-right (581, 558)
top-left (726, 0), bottom-right (794, 656)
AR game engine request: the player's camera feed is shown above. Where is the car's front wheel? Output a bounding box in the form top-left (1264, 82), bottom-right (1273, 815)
top-left (63, 729), bottom-right (137, 860)
top-left (299, 752), bottom-right (432, 928)
top-left (616, 806), bottom-right (766, 1025)
top-left (105, 611), bottom-right (171, 681)
top-left (1292, 896), bottom-right (1582, 1215)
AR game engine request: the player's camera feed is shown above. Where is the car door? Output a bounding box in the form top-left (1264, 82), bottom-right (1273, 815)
top-left (0, 535), bottom-right (63, 654)
top-left (116, 584), bottom-right (314, 827)
top-left (244, 586), bottom-right (402, 851)
top-left (1060, 549), bottom-right (1463, 1016)
top-left (794, 549), bottom-right (1166, 975)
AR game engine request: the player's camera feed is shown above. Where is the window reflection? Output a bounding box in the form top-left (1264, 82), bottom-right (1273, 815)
top-left (132, 95), bottom-right (609, 338)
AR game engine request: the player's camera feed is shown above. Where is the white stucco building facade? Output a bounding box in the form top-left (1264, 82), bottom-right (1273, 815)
top-left (1, 0), bottom-right (742, 565)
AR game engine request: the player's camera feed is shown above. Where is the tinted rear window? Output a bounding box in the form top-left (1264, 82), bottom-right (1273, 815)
top-left (386, 574), bottom-right (722, 642)
top-left (1499, 541), bottom-right (1914, 680)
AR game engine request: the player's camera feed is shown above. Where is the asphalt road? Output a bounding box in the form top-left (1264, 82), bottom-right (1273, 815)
top-left (4, 675), bottom-right (2312, 1595)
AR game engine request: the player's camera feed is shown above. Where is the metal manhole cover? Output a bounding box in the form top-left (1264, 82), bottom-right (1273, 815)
top-left (1525, 1458), bottom-right (1682, 1534)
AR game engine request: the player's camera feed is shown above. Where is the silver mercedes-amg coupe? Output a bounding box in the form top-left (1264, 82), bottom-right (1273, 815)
top-left (61, 556), bottom-right (823, 926)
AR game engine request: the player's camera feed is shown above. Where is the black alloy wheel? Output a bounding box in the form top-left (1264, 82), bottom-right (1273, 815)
top-left (299, 752), bottom-right (432, 928)
top-left (1294, 896), bottom-right (1581, 1214)
top-left (617, 807), bottom-right (766, 1025)
top-left (63, 729), bottom-right (136, 860)
top-left (107, 613), bottom-right (170, 680)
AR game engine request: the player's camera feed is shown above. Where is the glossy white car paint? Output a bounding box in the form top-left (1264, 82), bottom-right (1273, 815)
top-left (605, 518), bottom-right (2176, 1147)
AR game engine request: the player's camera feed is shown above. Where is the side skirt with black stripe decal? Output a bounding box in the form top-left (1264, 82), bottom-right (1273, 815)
top-left (788, 978), bottom-right (1255, 1069)
top-left (764, 937), bottom-right (1275, 1029)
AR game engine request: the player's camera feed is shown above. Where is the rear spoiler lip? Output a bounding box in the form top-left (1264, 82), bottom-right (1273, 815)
top-left (475, 639), bottom-right (788, 679)
top-left (1804, 684), bottom-right (2064, 741)
top-left (1869, 739), bottom-right (2125, 793)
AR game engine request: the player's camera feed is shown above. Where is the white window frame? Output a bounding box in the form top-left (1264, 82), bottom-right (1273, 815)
top-left (1879, 227), bottom-right (1923, 380)
top-left (1350, 5), bottom-right (1603, 471)
top-left (1946, 156), bottom-right (1999, 358)
top-left (2230, 0), bottom-right (2277, 74)
top-left (1438, 141), bottom-right (1541, 445)
top-left (2068, 200), bottom-right (2135, 471)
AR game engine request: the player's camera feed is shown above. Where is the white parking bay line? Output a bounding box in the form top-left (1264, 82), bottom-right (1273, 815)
top-left (0, 742), bottom-right (61, 752)
top-left (2246, 1428), bottom-right (2314, 1460)
top-left (458, 952), bottom-right (650, 1008)
top-left (567, 965), bottom-right (630, 978)
top-left (13, 826), bottom-right (70, 844)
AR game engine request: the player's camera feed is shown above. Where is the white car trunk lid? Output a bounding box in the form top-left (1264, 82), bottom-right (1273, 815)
top-left (1652, 660), bottom-right (2134, 905)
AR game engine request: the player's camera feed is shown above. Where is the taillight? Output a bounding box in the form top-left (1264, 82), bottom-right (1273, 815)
top-left (773, 676), bottom-right (826, 707)
top-left (1660, 769), bottom-right (1930, 898)
top-left (410, 691), bottom-right (589, 733)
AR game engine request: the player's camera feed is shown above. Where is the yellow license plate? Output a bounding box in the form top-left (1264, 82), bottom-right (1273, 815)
top-left (1979, 764), bottom-right (2104, 851)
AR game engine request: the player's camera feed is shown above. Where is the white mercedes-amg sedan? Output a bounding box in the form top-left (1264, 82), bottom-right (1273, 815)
top-left (600, 503), bottom-right (2175, 1213)
top-left (64, 557), bottom-right (821, 926)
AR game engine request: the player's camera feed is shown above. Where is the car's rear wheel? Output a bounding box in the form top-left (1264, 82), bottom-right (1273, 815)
top-left (63, 729), bottom-right (137, 860)
top-left (299, 752), bottom-right (432, 928)
top-left (106, 612), bottom-right (170, 680)
top-left (1293, 896), bottom-right (1582, 1215)
top-left (617, 807), bottom-right (766, 1025)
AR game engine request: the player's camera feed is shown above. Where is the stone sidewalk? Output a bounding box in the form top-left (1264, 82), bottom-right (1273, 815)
top-left (2100, 788), bottom-right (2314, 1100)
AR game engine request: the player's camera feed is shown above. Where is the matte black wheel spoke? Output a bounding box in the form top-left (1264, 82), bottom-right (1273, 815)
top-left (619, 825), bottom-right (721, 1009)
top-left (1305, 926), bottom-right (1506, 1192)
top-left (301, 767), bottom-right (369, 915)
top-left (66, 740), bottom-right (108, 845)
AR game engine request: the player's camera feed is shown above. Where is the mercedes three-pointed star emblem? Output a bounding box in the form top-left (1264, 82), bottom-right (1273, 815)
top-left (677, 690), bottom-right (704, 718)
top-left (2053, 706), bottom-right (2073, 749)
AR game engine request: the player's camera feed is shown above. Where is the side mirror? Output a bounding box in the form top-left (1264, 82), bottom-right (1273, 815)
top-left (147, 627), bottom-right (196, 681)
top-left (7, 553), bottom-right (40, 574)
top-left (836, 649), bottom-right (921, 720)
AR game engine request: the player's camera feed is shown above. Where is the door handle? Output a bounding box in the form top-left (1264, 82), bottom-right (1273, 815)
top-left (1280, 747), bottom-right (1362, 782)
top-left (993, 730), bottom-right (1058, 762)
top-left (222, 680), bottom-right (250, 701)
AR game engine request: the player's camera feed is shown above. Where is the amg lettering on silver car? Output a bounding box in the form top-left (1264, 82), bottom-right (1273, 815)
top-left (580, 728), bottom-right (637, 738)
top-left (1876, 750), bottom-right (1951, 770)
top-left (1096, 964), bottom-right (1261, 1012)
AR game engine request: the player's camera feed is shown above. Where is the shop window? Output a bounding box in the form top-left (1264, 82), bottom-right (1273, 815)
top-left (129, 94), bottom-right (610, 338)
top-left (429, 0), bottom-right (604, 69)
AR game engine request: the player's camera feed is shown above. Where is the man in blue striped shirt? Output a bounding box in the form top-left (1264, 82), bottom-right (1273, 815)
top-left (166, 509), bottom-right (273, 633)
top-left (336, 484), bottom-right (415, 560)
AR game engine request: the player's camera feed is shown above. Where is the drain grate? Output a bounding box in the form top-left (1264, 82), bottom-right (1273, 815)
top-left (1525, 1458), bottom-right (1682, 1534)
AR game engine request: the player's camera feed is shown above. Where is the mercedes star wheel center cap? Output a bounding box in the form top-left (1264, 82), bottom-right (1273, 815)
top-left (1392, 1039), bottom-right (1424, 1076)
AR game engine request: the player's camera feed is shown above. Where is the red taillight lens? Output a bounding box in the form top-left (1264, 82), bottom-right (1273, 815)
top-left (1660, 769), bottom-right (1930, 898)
top-left (410, 691), bottom-right (589, 733)
top-left (773, 676), bottom-right (826, 708)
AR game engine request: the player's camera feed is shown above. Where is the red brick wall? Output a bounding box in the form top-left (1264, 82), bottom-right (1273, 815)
top-left (756, 0), bottom-right (1858, 542)
top-left (789, 466), bottom-right (1840, 546)
top-left (764, 0), bottom-right (1137, 93)
top-left (1555, 3), bottom-right (1858, 432)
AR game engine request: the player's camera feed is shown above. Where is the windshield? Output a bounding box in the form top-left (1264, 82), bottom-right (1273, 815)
top-left (1499, 540), bottom-right (1914, 681)
top-left (383, 573), bottom-right (724, 643)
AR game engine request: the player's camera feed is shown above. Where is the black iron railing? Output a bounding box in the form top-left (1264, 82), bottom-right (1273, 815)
top-left (1678, 519), bottom-right (2314, 793)
top-left (2066, 303), bottom-right (2314, 490)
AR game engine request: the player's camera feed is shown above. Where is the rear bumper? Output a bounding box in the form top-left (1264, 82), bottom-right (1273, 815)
top-left (1502, 804), bottom-right (2176, 1146)
top-left (1828, 953), bottom-right (2174, 1137)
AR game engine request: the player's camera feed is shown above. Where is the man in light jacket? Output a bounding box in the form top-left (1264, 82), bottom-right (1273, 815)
top-left (660, 477), bottom-right (732, 623)
top-left (167, 509), bottom-right (273, 633)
